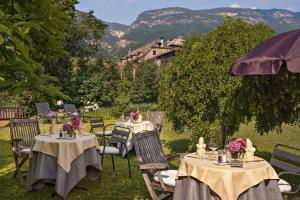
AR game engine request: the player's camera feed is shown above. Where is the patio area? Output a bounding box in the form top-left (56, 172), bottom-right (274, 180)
top-left (0, 112), bottom-right (299, 199)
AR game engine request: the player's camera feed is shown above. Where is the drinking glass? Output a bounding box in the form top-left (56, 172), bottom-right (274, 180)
top-left (209, 138), bottom-right (218, 154)
top-left (225, 135), bottom-right (233, 148)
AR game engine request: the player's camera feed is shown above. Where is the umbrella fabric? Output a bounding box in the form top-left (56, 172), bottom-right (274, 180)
top-left (230, 29), bottom-right (300, 75)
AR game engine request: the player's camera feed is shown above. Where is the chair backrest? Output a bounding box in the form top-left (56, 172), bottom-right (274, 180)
top-left (110, 126), bottom-right (131, 153)
top-left (35, 102), bottom-right (51, 115)
top-left (0, 107), bottom-right (29, 120)
top-left (90, 118), bottom-right (105, 132)
top-left (10, 119), bottom-right (40, 148)
top-left (64, 104), bottom-right (78, 114)
top-left (270, 144), bottom-right (300, 174)
top-left (147, 111), bottom-right (164, 125)
top-left (133, 130), bottom-right (167, 167)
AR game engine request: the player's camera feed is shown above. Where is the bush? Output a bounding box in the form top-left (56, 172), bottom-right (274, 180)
top-left (159, 17), bottom-right (275, 145)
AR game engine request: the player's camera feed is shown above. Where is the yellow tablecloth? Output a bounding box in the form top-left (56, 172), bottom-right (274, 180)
top-left (31, 134), bottom-right (99, 173)
top-left (115, 120), bottom-right (154, 155)
top-left (177, 153), bottom-right (279, 200)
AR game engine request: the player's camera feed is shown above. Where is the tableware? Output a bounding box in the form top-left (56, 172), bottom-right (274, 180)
top-left (225, 135), bottom-right (233, 148)
top-left (218, 149), bottom-right (227, 163)
top-left (79, 133), bottom-right (93, 137)
top-left (213, 161), bottom-right (228, 166)
top-left (209, 138), bottom-right (218, 154)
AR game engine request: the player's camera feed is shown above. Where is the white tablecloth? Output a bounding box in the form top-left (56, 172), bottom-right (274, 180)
top-left (115, 121), bottom-right (154, 155)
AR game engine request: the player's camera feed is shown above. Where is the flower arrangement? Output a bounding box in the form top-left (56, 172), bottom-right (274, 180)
top-left (227, 138), bottom-right (246, 159)
top-left (130, 111), bottom-right (141, 122)
top-left (62, 118), bottom-right (80, 138)
top-left (58, 108), bottom-right (64, 113)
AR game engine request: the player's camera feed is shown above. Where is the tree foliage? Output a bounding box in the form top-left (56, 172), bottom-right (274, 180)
top-left (159, 18), bottom-right (286, 147)
top-left (132, 61), bottom-right (159, 103)
top-left (79, 61), bottom-right (121, 107)
top-left (44, 10), bottom-right (107, 104)
top-left (0, 0), bottom-right (70, 100)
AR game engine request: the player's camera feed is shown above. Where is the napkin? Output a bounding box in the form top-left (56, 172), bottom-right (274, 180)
top-left (244, 138), bottom-right (256, 161)
top-left (196, 137), bottom-right (206, 158)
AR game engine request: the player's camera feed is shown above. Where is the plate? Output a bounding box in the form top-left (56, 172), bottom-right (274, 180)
top-left (213, 161), bottom-right (229, 166)
top-left (56, 136), bottom-right (75, 140)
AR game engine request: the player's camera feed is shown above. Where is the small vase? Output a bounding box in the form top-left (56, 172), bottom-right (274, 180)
top-left (230, 153), bottom-right (243, 167)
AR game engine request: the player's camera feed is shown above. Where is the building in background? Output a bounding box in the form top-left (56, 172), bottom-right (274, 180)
top-left (117, 37), bottom-right (185, 69)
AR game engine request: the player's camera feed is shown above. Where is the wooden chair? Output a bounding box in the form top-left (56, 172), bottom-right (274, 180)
top-left (99, 126), bottom-right (132, 178)
top-left (35, 102), bottom-right (57, 120)
top-left (147, 111), bottom-right (164, 134)
top-left (89, 117), bottom-right (115, 145)
top-left (133, 129), bottom-right (184, 200)
top-left (9, 119), bottom-right (40, 183)
top-left (270, 144), bottom-right (300, 195)
top-left (0, 107), bottom-right (29, 127)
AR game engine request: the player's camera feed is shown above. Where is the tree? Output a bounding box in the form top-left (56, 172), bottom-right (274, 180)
top-left (159, 18), bottom-right (277, 148)
top-left (44, 10), bottom-right (107, 105)
top-left (0, 0), bottom-right (70, 100)
top-left (132, 61), bottom-right (159, 103)
top-left (79, 61), bottom-right (121, 107)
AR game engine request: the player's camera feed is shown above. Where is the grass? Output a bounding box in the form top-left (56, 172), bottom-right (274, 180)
top-left (0, 117), bottom-right (299, 200)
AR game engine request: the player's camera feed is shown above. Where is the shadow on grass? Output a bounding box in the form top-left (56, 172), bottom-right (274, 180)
top-left (255, 150), bottom-right (272, 162)
top-left (162, 139), bottom-right (190, 154)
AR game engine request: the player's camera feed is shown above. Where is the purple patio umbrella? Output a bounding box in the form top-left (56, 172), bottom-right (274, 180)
top-left (230, 29), bottom-right (300, 75)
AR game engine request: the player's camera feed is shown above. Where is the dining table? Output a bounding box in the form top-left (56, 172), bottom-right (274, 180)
top-left (26, 133), bottom-right (102, 199)
top-left (173, 152), bottom-right (283, 200)
top-left (115, 120), bottom-right (154, 155)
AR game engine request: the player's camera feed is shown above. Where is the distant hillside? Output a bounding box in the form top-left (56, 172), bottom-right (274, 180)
top-left (101, 7), bottom-right (300, 57)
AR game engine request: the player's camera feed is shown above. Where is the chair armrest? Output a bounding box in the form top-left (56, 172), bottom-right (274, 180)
top-left (139, 163), bottom-right (168, 170)
top-left (9, 139), bottom-right (23, 152)
top-left (104, 123), bottom-right (115, 131)
top-left (9, 138), bottom-right (23, 145)
top-left (278, 171), bottom-right (300, 194)
top-left (278, 171), bottom-right (300, 177)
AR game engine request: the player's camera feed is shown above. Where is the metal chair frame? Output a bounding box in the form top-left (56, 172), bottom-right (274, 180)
top-left (100, 126), bottom-right (132, 178)
top-left (270, 144), bottom-right (300, 195)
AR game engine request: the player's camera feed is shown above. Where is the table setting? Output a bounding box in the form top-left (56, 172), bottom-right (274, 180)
top-left (173, 137), bottom-right (283, 200)
top-left (26, 118), bottom-right (102, 199)
top-left (115, 111), bottom-right (155, 155)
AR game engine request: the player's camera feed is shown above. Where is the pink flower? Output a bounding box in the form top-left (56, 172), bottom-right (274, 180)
top-left (130, 111), bottom-right (140, 120)
top-left (227, 138), bottom-right (246, 154)
top-left (72, 118), bottom-right (80, 129)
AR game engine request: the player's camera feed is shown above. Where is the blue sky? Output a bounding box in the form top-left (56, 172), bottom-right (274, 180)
top-left (76, 0), bottom-right (300, 25)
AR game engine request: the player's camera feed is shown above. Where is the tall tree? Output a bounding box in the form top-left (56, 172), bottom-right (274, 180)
top-left (0, 0), bottom-right (69, 100)
top-left (132, 61), bottom-right (159, 103)
top-left (159, 18), bottom-right (278, 148)
top-left (45, 10), bottom-right (107, 104)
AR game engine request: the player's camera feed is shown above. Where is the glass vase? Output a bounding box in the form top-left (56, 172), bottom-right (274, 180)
top-left (230, 153), bottom-right (243, 167)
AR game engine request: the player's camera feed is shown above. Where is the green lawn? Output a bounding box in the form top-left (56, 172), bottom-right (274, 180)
top-left (0, 119), bottom-right (299, 200)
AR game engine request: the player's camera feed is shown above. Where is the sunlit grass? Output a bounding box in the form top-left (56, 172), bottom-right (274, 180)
top-left (0, 115), bottom-right (299, 199)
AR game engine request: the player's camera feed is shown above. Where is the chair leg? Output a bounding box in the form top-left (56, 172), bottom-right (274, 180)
top-left (13, 158), bottom-right (25, 184)
top-left (127, 156), bottom-right (132, 178)
top-left (111, 155), bottom-right (115, 171)
top-left (101, 153), bottom-right (104, 165)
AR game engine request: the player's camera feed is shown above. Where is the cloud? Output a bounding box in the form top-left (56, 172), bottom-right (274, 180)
top-left (230, 3), bottom-right (241, 8)
top-left (251, 6), bottom-right (257, 9)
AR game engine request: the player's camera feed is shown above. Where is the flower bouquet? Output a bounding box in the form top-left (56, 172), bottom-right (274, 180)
top-left (130, 111), bottom-right (142, 123)
top-left (227, 138), bottom-right (246, 167)
top-left (62, 118), bottom-right (80, 138)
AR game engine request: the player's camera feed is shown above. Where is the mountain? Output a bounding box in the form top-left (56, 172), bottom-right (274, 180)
top-left (102, 7), bottom-right (300, 57)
